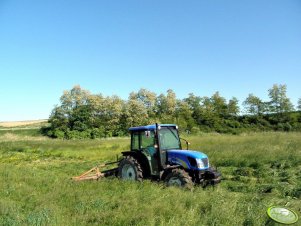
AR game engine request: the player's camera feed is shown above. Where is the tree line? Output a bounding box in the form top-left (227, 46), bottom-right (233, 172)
top-left (45, 84), bottom-right (301, 139)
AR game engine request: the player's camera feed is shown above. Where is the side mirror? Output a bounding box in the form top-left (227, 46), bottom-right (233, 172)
top-left (180, 138), bottom-right (190, 150)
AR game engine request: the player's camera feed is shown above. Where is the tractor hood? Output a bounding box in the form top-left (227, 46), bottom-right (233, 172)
top-left (167, 149), bottom-right (209, 170)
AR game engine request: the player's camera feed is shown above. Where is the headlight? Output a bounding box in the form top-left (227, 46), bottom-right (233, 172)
top-left (196, 158), bottom-right (210, 169)
top-left (196, 158), bottom-right (204, 168)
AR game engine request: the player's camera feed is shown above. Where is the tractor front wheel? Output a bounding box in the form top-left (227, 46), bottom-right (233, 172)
top-left (164, 168), bottom-right (193, 189)
top-left (118, 156), bottom-right (143, 181)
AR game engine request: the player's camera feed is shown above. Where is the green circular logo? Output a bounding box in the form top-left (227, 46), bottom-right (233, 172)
top-left (267, 206), bottom-right (299, 224)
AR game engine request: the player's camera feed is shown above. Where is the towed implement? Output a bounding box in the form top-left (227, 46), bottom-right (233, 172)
top-left (72, 161), bottom-right (119, 181)
top-left (73, 123), bottom-right (221, 188)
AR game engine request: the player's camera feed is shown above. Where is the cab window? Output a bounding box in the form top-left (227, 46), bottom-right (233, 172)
top-left (131, 132), bottom-right (139, 150)
top-left (159, 127), bottom-right (180, 150)
top-left (141, 130), bottom-right (155, 149)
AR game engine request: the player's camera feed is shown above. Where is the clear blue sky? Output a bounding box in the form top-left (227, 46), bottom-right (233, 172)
top-left (0, 0), bottom-right (300, 121)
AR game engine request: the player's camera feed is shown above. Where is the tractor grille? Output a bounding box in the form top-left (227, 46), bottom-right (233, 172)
top-left (202, 158), bottom-right (209, 168)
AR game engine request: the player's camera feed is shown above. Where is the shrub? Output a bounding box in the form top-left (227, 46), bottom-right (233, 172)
top-left (66, 130), bottom-right (92, 139)
top-left (53, 129), bottom-right (65, 139)
top-left (91, 128), bottom-right (105, 139)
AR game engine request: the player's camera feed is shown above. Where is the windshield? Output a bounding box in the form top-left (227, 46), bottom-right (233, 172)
top-left (159, 127), bottom-right (180, 150)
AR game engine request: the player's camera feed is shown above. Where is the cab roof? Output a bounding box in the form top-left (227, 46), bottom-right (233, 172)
top-left (129, 124), bottom-right (177, 132)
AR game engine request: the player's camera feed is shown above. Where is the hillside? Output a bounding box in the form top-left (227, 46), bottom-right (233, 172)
top-left (0, 119), bottom-right (48, 129)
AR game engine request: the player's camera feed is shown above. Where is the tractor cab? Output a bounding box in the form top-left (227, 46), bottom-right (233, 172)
top-left (127, 124), bottom-right (180, 176)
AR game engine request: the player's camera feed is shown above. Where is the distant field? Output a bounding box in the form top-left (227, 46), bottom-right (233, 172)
top-left (0, 119), bottom-right (48, 128)
top-left (0, 130), bottom-right (300, 225)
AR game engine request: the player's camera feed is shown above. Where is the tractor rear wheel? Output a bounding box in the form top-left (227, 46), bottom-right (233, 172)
top-left (118, 156), bottom-right (143, 181)
top-left (164, 168), bottom-right (193, 189)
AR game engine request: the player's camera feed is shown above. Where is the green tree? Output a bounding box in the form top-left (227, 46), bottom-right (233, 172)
top-left (227, 97), bottom-right (240, 116)
top-left (60, 85), bottom-right (91, 113)
top-left (183, 93), bottom-right (202, 121)
top-left (129, 89), bottom-right (157, 119)
top-left (87, 94), bottom-right (125, 136)
top-left (48, 85), bottom-right (92, 138)
top-left (124, 98), bottom-right (148, 128)
top-left (102, 95), bottom-right (124, 136)
top-left (156, 89), bottom-right (177, 122)
top-left (297, 98), bottom-right (301, 124)
top-left (243, 94), bottom-right (265, 115)
top-left (210, 92), bottom-right (227, 116)
top-left (48, 106), bottom-right (69, 138)
top-left (297, 98), bottom-right (301, 111)
top-left (175, 100), bottom-right (196, 132)
top-left (197, 96), bottom-right (219, 129)
top-left (268, 84), bottom-right (294, 114)
top-left (48, 86), bottom-right (125, 138)
top-left (69, 104), bottom-right (93, 131)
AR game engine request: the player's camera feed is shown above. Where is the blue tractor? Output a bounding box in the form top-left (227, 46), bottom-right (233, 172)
top-left (118, 124), bottom-right (221, 187)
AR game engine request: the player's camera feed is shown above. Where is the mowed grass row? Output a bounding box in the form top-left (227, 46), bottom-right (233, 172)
top-left (0, 131), bottom-right (300, 225)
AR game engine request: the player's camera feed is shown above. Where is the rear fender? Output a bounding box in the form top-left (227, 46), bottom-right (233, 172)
top-left (122, 151), bottom-right (151, 178)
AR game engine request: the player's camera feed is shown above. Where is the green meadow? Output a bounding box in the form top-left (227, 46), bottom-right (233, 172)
top-left (0, 130), bottom-right (300, 225)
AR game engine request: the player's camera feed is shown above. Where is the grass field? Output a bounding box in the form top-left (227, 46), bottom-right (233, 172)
top-left (0, 129), bottom-right (300, 225)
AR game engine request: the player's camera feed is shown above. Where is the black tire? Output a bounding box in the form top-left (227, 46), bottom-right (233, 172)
top-left (164, 168), bottom-right (193, 189)
top-left (118, 156), bottom-right (143, 182)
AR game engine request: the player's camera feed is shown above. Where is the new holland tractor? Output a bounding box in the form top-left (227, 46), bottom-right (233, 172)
top-left (73, 124), bottom-right (221, 188)
top-left (118, 124), bottom-right (221, 187)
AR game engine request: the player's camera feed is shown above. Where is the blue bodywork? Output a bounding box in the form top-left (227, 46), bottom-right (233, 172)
top-left (167, 149), bottom-right (210, 170)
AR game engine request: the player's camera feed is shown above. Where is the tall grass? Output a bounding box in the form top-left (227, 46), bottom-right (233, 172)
top-left (0, 131), bottom-right (300, 225)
